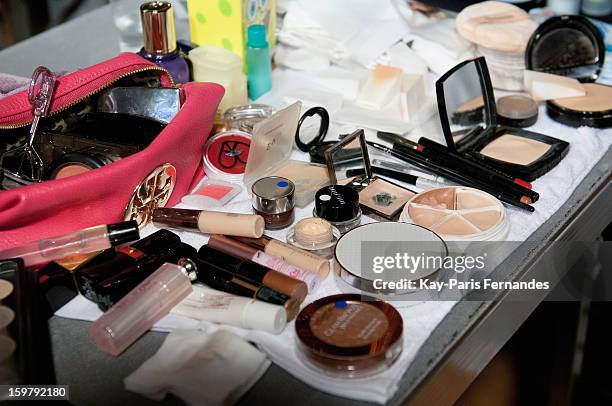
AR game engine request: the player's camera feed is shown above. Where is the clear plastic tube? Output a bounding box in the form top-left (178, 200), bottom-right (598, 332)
top-left (0, 221), bottom-right (139, 267)
top-left (89, 263), bottom-right (192, 356)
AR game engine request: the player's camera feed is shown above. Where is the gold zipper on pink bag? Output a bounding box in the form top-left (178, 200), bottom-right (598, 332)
top-left (0, 65), bottom-right (174, 130)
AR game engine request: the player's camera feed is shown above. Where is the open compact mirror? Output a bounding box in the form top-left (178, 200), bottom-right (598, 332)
top-left (435, 57), bottom-right (570, 182)
top-left (325, 129), bottom-right (416, 220)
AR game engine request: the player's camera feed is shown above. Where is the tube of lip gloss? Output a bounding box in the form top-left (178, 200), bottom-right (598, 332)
top-left (152, 208), bottom-right (264, 238)
top-left (0, 221), bottom-right (140, 267)
top-left (89, 263), bottom-right (192, 356)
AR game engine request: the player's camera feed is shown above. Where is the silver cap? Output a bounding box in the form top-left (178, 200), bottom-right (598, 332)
top-left (251, 176), bottom-right (295, 214)
top-left (140, 1), bottom-right (177, 54)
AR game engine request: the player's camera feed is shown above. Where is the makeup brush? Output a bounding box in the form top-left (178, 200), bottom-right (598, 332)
top-left (368, 142), bottom-right (535, 212)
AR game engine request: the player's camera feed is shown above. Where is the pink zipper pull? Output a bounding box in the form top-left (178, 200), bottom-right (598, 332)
top-left (27, 66), bottom-right (57, 146)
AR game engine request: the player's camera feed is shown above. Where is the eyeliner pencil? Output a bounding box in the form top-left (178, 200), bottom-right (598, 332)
top-left (377, 130), bottom-right (533, 190)
top-left (369, 142), bottom-right (535, 212)
top-left (395, 141), bottom-right (539, 203)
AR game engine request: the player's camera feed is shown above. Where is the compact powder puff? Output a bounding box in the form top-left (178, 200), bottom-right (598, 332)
top-left (401, 186), bottom-right (509, 241)
top-left (0, 305), bottom-right (15, 330)
top-left (295, 294), bottom-right (403, 377)
top-left (0, 279), bottom-right (13, 300)
top-left (479, 134), bottom-right (551, 166)
top-left (358, 178), bottom-right (416, 219)
top-left (203, 130), bottom-right (251, 181)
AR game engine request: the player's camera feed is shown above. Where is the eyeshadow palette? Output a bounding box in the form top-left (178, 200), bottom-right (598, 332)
top-left (435, 57), bottom-right (569, 181)
top-left (325, 129), bottom-right (416, 220)
top-left (401, 186), bottom-right (509, 241)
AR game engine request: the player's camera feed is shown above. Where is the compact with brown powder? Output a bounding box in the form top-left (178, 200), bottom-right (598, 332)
top-left (546, 83), bottom-right (612, 128)
top-left (295, 294), bottom-right (403, 377)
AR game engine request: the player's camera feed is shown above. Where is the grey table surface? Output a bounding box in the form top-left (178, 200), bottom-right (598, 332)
top-left (2, 5), bottom-right (611, 406)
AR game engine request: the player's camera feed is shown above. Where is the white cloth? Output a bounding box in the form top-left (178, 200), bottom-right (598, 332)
top-left (124, 329), bottom-right (270, 406)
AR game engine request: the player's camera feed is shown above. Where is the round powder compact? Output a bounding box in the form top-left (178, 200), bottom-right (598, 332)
top-left (547, 83), bottom-right (612, 128)
top-left (203, 130), bottom-right (251, 181)
top-left (401, 186), bottom-right (509, 242)
top-left (334, 223), bottom-right (447, 295)
top-left (295, 294), bottom-right (403, 377)
top-left (0, 279), bottom-right (14, 301)
top-left (497, 95), bottom-right (539, 128)
top-left (286, 217), bottom-right (341, 260)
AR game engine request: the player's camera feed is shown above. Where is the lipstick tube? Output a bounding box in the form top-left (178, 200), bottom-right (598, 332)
top-left (233, 236), bottom-right (330, 279)
top-left (208, 234), bottom-right (320, 293)
top-left (89, 263), bottom-right (192, 356)
top-left (79, 242), bottom-right (197, 311)
top-left (184, 257), bottom-right (300, 321)
top-left (0, 221), bottom-right (140, 267)
top-left (152, 208), bottom-right (264, 238)
top-left (171, 284), bottom-right (287, 334)
top-left (198, 245), bottom-right (307, 302)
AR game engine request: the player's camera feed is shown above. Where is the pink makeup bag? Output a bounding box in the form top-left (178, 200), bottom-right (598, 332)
top-left (0, 53), bottom-right (224, 249)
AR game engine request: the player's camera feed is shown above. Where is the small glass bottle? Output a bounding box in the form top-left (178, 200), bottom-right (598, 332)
top-left (137, 1), bottom-right (189, 84)
top-left (246, 24), bottom-right (273, 100)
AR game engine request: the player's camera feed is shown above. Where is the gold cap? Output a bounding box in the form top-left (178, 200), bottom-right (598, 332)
top-left (140, 1), bottom-right (177, 54)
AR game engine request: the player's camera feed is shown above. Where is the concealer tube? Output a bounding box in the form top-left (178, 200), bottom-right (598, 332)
top-left (198, 245), bottom-right (307, 302)
top-left (186, 256), bottom-right (300, 320)
top-left (171, 284), bottom-right (287, 334)
top-left (152, 208), bottom-right (264, 238)
top-left (233, 236), bottom-right (330, 279)
top-left (208, 234), bottom-right (320, 293)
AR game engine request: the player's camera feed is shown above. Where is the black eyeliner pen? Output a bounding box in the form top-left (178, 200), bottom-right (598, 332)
top-left (368, 142), bottom-right (535, 212)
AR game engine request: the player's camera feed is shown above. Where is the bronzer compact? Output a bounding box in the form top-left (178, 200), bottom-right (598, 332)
top-left (525, 15), bottom-right (611, 128)
top-left (325, 129), bottom-right (416, 220)
top-left (436, 57), bottom-right (569, 181)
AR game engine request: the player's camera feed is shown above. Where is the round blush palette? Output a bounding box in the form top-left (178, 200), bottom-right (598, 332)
top-left (401, 186), bottom-right (509, 241)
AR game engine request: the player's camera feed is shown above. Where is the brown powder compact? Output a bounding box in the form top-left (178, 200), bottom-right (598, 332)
top-left (295, 294), bottom-right (403, 377)
top-left (401, 186), bottom-right (509, 241)
top-left (436, 57), bottom-right (569, 181)
top-left (325, 129), bottom-right (416, 220)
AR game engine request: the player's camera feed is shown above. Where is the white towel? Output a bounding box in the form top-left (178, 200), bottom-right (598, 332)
top-left (124, 329), bottom-right (270, 406)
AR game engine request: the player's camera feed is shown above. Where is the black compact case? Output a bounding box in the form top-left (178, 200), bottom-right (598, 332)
top-left (436, 57), bottom-right (570, 182)
top-left (525, 15), bottom-right (611, 129)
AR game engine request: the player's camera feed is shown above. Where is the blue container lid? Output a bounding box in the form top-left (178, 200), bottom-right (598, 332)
top-left (248, 24), bottom-right (268, 48)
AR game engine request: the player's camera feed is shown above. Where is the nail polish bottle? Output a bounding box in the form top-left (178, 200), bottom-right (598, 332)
top-left (138, 2), bottom-right (189, 84)
top-left (246, 24), bottom-right (273, 100)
